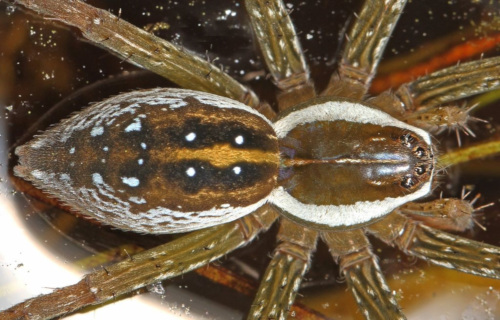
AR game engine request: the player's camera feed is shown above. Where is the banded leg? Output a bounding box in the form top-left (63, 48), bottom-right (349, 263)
top-left (245, 0), bottom-right (315, 110)
top-left (367, 211), bottom-right (500, 279)
top-left (396, 57), bottom-right (500, 111)
top-left (8, 0), bottom-right (259, 106)
top-left (248, 219), bottom-right (317, 320)
top-left (323, 0), bottom-right (408, 98)
top-left (0, 209), bottom-right (277, 320)
top-left (370, 57), bottom-right (500, 142)
top-left (322, 229), bottom-right (406, 320)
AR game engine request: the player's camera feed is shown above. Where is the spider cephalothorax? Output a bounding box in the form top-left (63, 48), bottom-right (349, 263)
top-left (2, 0), bottom-right (500, 319)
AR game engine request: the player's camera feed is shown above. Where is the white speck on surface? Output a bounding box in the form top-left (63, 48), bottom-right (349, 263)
top-left (220, 203), bottom-right (230, 208)
top-left (138, 159), bottom-right (144, 165)
top-left (69, 147), bottom-right (75, 154)
top-left (185, 132), bottom-right (196, 142)
top-left (141, 142), bottom-right (147, 149)
top-left (235, 135), bottom-right (244, 145)
top-left (233, 166), bottom-right (241, 175)
top-left (124, 117), bottom-right (142, 132)
top-left (186, 167), bottom-right (196, 177)
top-left (122, 177), bottom-right (140, 187)
top-left (90, 126), bottom-right (104, 137)
top-left (103, 146), bottom-right (109, 151)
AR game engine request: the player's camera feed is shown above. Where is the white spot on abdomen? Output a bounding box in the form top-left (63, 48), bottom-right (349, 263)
top-left (186, 167), bottom-right (196, 177)
top-left (129, 196), bottom-right (147, 204)
top-left (185, 132), bottom-right (196, 142)
top-left (125, 117), bottom-right (142, 132)
top-left (233, 166), bottom-right (241, 175)
top-left (91, 126), bottom-right (104, 137)
top-left (235, 135), bottom-right (244, 145)
top-left (92, 173), bottom-right (104, 185)
top-left (122, 176), bottom-right (140, 187)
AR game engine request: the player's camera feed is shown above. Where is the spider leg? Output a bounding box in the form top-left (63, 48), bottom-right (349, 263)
top-left (437, 139), bottom-right (500, 171)
top-left (323, 0), bottom-right (408, 99)
top-left (396, 57), bottom-right (500, 111)
top-left (6, 0), bottom-right (259, 106)
top-left (367, 211), bottom-right (500, 279)
top-left (398, 195), bottom-right (492, 232)
top-left (0, 209), bottom-right (277, 320)
top-left (322, 229), bottom-right (406, 320)
top-left (248, 219), bottom-right (317, 319)
top-left (369, 57), bottom-right (500, 139)
top-left (245, 0), bottom-right (315, 111)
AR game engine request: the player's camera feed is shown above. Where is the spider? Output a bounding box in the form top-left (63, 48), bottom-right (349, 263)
top-left (1, 0), bottom-right (500, 319)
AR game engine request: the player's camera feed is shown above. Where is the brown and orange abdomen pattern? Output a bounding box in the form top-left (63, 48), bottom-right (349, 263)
top-left (15, 89), bottom-right (279, 233)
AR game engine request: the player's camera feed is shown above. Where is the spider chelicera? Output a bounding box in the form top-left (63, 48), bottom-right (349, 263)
top-left (1, 0), bottom-right (500, 319)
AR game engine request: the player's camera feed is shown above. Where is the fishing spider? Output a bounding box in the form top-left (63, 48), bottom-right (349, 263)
top-left (1, 0), bottom-right (500, 319)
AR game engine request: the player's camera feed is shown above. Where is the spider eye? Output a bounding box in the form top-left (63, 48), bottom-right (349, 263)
top-left (401, 175), bottom-right (416, 188)
top-left (414, 147), bottom-right (426, 158)
top-left (400, 134), bottom-right (415, 147)
top-left (415, 165), bottom-right (426, 175)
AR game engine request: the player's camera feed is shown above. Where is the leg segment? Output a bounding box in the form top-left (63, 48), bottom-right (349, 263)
top-left (399, 191), bottom-right (492, 232)
top-left (395, 57), bottom-right (500, 111)
top-left (370, 57), bottom-right (500, 120)
top-left (245, 0), bottom-right (315, 110)
top-left (322, 229), bottom-right (406, 320)
top-left (438, 140), bottom-right (500, 168)
top-left (1, 209), bottom-right (277, 320)
top-left (248, 219), bottom-right (317, 320)
top-left (323, 0), bottom-right (408, 98)
top-left (367, 211), bottom-right (500, 279)
top-left (368, 57), bottom-right (500, 145)
top-left (9, 0), bottom-right (259, 107)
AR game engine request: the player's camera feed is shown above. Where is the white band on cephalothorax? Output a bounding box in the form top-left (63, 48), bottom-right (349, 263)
top-left (273, 100), bottom-right (432, 145)
top-left (269, 181), bottom-right (432, 228)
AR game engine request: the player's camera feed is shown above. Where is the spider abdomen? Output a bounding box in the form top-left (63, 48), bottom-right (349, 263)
top-left (15, 88), bottom-right (280, 234)
top-left (271, 98), bottom-right (435, 230)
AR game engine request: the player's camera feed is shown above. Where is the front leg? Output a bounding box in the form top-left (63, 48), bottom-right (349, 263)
top-left (369, 57), bottom-right (500, 141)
